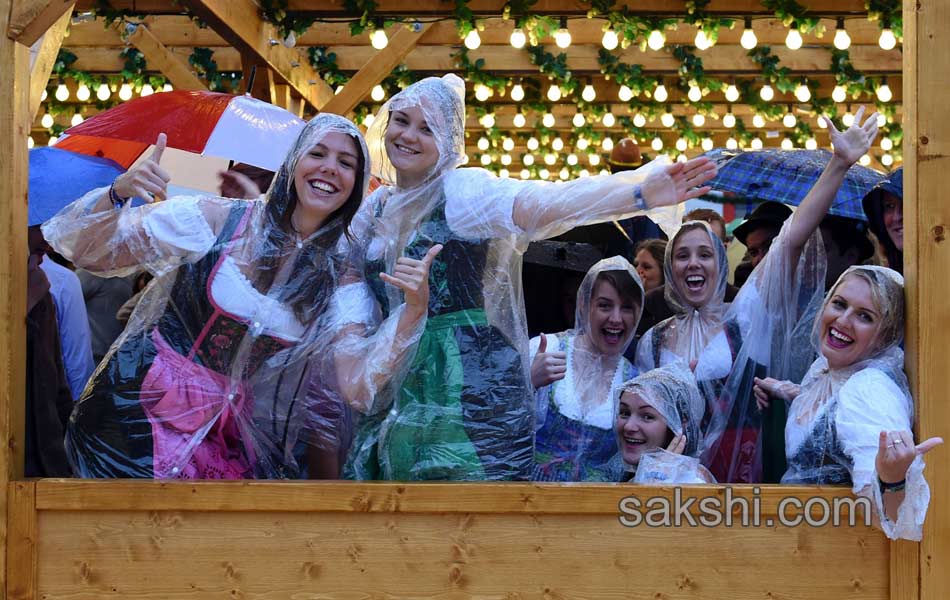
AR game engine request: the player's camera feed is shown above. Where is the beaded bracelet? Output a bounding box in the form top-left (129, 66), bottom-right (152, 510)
top-left (878, 476), bottom-right (906, 494)
top-left (109, 183), bottom-right (129, 208)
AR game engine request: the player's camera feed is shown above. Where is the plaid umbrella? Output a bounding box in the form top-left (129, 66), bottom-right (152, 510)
top-left (702, 148), bottom-right (887, 220)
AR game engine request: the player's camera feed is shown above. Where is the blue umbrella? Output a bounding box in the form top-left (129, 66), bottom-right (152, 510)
top-left (28, 147), bottom-right (127, 226)
top-left (702, 148), bottom-right (887, 220)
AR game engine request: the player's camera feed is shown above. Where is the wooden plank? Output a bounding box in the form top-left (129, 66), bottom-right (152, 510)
top-left (320, 22), bottom-right (432, 116)
top-left (179, 0), bottom-right (334, 110)
top-left (119, 22), bottom-right (207, 91)
top-left (6, 482), bottom-right (37, 600)
top-left (27, 4), bottom-right (72, 119)
top-left (7, 0), bottom-right (74, 46)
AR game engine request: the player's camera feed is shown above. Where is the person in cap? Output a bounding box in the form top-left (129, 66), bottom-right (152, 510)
top-left (819, 215), bottom-right (876, 290)
top-left (862, 167), bottom-right (903, 273)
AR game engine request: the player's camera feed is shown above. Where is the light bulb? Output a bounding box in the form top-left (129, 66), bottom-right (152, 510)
top-left (859, 154), bottom-right (872, 166)
top-left (579, 169), bottom-right (590, 178)
top-left (76, 83), bottom-right (91, 101)
top-left (785, 28), bottom-right (803, 50)
top-left (877, 113), bottom-right (887, 127)
top-left (47, 136), bottom-right (59, 146)
top-left (740, 19), bottom-right (758, 49)
top-left (879, 28), bottom-right (897, 50)
top-left (572, 113), bottom-right (585, 127)
top-left (675, 138), bottom-right (688, 152)
top-left (602, 137), bottom-right (614, 151)
top-left (503, 137), bottom-right (515, 151)
top-left (96, 82), bottom-right (111, 100)
top-left (692, 113), bottom-right (706, 127)
top-left (474, 84), bottom-right (491, 102)
top-left (509, 82), bottom-right (525, 102)
top-left (138, 83), bottom-right (153, 97)
top-left (464, 29), bottom-right (481, 50)
top-left (618, 85), bottom-right (633, 102)
top-left (510, 28), bottom-right (526, 49)
top-left (479, 113), bottom-right (495, 128)
top-left (701, 137), bottom-right (714, 151)
top-left (817, 115), bottom-right (829, 129)
top-left (283, 32), bottom-right (296, 48)
top-left (371, 84), bottom-right (385, 102)
top-left (554, 18), bottom-right (571, 48)
top-left (544, 153), bottom-right (556, 165)
top-left (599, 169), bottom-right (610, 176)
top-left (780, 137), bottom-right (793, 150)
top-left (547, 84), bottom-right (561, 102)
top-left (162, 83), bottom-right (173, 92)
top-left (805, 137), bottom-right (818, 150)
top-left (335, 85), bottom-right (344, 95)
top-left (647, 29), bottom-right (665, 51)
top-left (551, 138), bottom-right (564, 152)
top-left (500, 168), bottom-right (510, 178)
top-left (527, 137), bottom-right (540, 151)
top-left (843, 111), bottom-right (855, 127)
top-left (540, 168), bottom-right (550, 179)
top-left (40, 113), bottom-right (54, 129)
top-left (70, 113), bottom-right (83, 126)
top-left (651, 137), bottom-right (663, 151)
top-left (523, 154), bottom-right (535, 166)
top-left (725, 84), bottom-right (740, 103)
top-left (759, 84), bottom-right (774, 101)
top-left (882, 154), bottom-right (894, 167)
top-left (602, 113), bottom-right (616, 127)
top-left (582, 84), bottom-right (596, 102)
top-left (601, 28), bottom-right (619, 50)
top-left (41, 89), bottom-right (47, 102)
top-left (567, 153), bottom-right (578, 166)
top-left (55, 83), bottom-right (69, 101)
top-left (881, 137), bottom-right (894, 151)
top-left (753, 114), bottom-right (766, 128)
top-left (27, 136), bottom-right (34, 149)
top-left (783, 111), bottom-right (797, 128)
top-left (723, 112), bottom-right (736, 128)
top-left (654, 84), bottom-right (668, 103)
top-left (480, 154), bottom-right (492, 166)
top-left (726, 137), bottom-right (738, 150)
top-left (542, 113), bottom-right (555, 128)
top-left (589, 153), bottom-right (601, 166)
top-left (633, 114), bottom-right (646, 128)
top-left (521, 168), bottom-right (531, 179)
top-left (371, 28), bottom-right (389, 50)
top-left (751, 138), bottom-right (764, 150)
top-left (661, 112), bottom-right (675, 128)
top-left (559, 168), bottom-right (570, 180)
top-left (576, 137), bottom-right (590, 150)
top-left (795, 82), bottom-right (811, 102)
top-left (677, 154), bottom-right (688, 163)
top-left (834, 21), bottom-right (851, 50)
top-left (688, 85), bottom-right (702, 102)
top-left (513, 113), bottom-right (526, 128)
top-left (477, 137), bottom-right (490, 151)
top-left (877, 82), bottom-right (892, 103)
top-left (695, 30), bottom-right (713, 50)
top-left (501, 154), bottom-right (512, 165)
top-left (832, 85), bottom-right (847, 103)
top-left (119, 83), bottom-right (133, 101)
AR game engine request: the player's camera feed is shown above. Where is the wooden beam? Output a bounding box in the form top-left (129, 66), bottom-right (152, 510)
top-left (7, 0), bottom-right (74, 46)
top-left (320, 22), bottom-right (432, 115)
top-left (27, 4), bottom-right (72, 119)
top-left (6, 482), bottom-right (37, 600)
top-left (118, 22), bottom-right (207, 91)
top-left (179, 0), bottom-right (334, 110)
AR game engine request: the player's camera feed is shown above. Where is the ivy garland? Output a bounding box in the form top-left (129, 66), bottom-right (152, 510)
top-left (526, 46), bottom-right (579, 95)
top-left (92, 0), bottom-right (145, 27)
top-left (306, 47), bottom-right (350, 87)
top-left (760, 0), bottom-right (825, 36)
top-left (188, 48), bottom-right (242, 92)
top-left (342, 0), bottom-right (383, 36)
top-left (684, 0), bottom-right (735, 42)
top-left (454, 48), bottom-right (509, 94)
top-left (260, 0), bottom-right (315, 39)
top-left (588, 0), bottom-right (679, 51)
top-left (866, 0), bottom-right (902, 38)
top-left (503, 1), bottom-right (558, 46)
top-left (672, 45), bottom-right (725, 94)
top-left (747, 46), bottom-right (795, 93)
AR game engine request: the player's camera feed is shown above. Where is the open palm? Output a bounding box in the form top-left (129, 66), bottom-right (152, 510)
top-left (827, 106), bottom-right (879, 165)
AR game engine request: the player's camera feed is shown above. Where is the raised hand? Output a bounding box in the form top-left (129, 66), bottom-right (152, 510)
top-left (380, 244), bottom-right (443, 315)
top-left (530, 334), bottom-right (567, 388)
top-left (752, 377), bottom-right (801, 411)
top-left (876, 430), bottom-right (943, 484)
top-left (826, 106), bottom-right (880, 166)
top-left (640, 157), bottom-right (717, 209)
top-left (113, 133), bottom-right (171, 202)
top-left (666, 433), bottom-right (687, 455)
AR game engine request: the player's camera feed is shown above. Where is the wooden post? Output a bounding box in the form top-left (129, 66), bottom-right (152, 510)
top-left (0, 0), bottom-right (33, 594)
top-left (27, 3), bottom-right (72, 120)
top-left (906, 1), bottom-right (950, 599)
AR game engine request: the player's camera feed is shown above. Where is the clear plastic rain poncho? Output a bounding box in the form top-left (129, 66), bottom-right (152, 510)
top-left (616, 361), bottom-right (713, 484)
top-left (528, 256), bottom-right (643, 482)
top-left (334, 74), bottom-right (689, 481)
top-left (41, 113), bottom-right (371, 479)
top-left (634, 221), bottom-right (730, 372)
top-left (698, 217), bottom-right (826, 483)
top-left (783, 266), bottom-right (929, 540)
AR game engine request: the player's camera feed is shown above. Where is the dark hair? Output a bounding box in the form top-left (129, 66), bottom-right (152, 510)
top-left (595, 270), bottom-right (643, 312)
top-left (683, 208), bottom-right (726, 239)
top-left (820, 216), bottom-right (874, 262)
top-left (254, 136), bottom-right (367, 325)
top-left (633, 239), bottom-right (667, 285)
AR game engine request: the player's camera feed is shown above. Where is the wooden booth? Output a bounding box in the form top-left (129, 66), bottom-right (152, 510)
top-left (1, 1), bottom-right (947, 598)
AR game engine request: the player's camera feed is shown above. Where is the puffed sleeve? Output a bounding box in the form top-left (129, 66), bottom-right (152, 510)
top-left (836, 369), bottom-right (929, 541)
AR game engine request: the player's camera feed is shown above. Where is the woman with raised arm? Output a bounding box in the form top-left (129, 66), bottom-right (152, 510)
top-left (42, 114), bottom-right (433, 479)
top-left (333, 74), bottom-right (717, 481)
top-left (754, 266), bottom-right (942, 540)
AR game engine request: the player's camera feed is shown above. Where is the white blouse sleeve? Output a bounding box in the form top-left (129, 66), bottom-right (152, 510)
top-left (634, 328), bottom-right (658, 374)
top-left (836, 369), bottom-right (929, 541)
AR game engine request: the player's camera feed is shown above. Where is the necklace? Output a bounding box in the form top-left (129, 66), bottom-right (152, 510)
top-left (289, 211), bottom-right (304, 249)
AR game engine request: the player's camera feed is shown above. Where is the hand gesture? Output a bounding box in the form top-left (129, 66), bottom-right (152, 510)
top-left (826, 106), bottom-right (879, 166)
top-left (530, 334), bottom-right (567, 388)
top-left (218, 169), bottom-right (263, 199)
top-left (380, 244), bottom-right (443, 316)
top-left (640, 157), bottom-right (717, 209)
top-left (753, 377), bottom-right (801, 411)
top-left (113, 133), bottom-right (171, 202)
top-left (666, 433), bottom-right (687, 455)
top-left (876, 430), bottom-right (943, 484)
